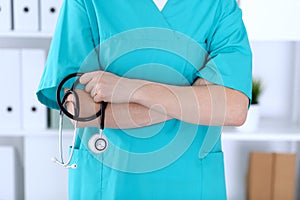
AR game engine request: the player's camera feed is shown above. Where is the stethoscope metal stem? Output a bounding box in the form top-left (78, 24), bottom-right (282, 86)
top-left (58, 112), bottom-right (64, 163)
top-left (52, 116), bottom-right (78, 169)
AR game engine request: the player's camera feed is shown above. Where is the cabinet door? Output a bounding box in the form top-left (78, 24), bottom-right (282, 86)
top-left (0, 146), bottom-right (16, 200)
top-left (24, 135), bottom-right (71, 200)
top-left (241, 0), bottom-right (300, 40)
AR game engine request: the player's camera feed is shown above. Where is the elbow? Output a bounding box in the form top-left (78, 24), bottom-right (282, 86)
top-left (226, 103), bottom-right (249, 126)
top-left (225, 90), bottom-right (250, 126)
top-left (231, 110), bottom-right (248, 126)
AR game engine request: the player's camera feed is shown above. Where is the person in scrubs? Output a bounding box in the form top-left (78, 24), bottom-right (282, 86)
top-left (37, 0), bottom-right (252, 199)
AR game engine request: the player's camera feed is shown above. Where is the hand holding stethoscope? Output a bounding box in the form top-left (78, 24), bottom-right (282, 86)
top-left (52, 73), bottom-right (109, 169)
top-left (79, 70), bottom-right (139, 104)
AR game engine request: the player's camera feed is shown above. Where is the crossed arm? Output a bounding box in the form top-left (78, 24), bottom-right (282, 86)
top-left (67, 71), bottom-right (249, 129)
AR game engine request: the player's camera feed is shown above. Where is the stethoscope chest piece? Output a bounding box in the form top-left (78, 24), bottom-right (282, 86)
top-left (88, 131), bottom-right (108, 154)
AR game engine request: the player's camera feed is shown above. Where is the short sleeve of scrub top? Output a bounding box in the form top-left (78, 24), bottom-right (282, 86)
top-left (36, 0), bottom-right (252, 199)
top-left (196, 0), bottom-right (252, 101)
top-left (36, 0), bottom-right (98, 109)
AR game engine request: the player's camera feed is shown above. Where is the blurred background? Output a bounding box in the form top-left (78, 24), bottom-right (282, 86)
top-left (0, 0), bottom-right (299, 199)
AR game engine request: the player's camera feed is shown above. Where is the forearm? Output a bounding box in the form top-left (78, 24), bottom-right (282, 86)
top-left (131, 81), bottom-right (249, 126)
top-left (66, 89), bottom-right (171, 129)
top-left (106, 102), bottom-right (171, 128)
top-left (79, 71), bottom-right (249, 126)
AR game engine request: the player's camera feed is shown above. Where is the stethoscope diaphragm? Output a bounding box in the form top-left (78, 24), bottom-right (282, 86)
top-left (88, 132), bottom-right (108, 154)
top-left (88, 102), bottom-right (109, 154)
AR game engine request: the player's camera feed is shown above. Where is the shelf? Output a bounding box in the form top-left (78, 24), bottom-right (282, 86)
top-left (0, 129), bottom-right (73, 137)
top-left (223, 131), bottom-right (300, 142)
top-left (0, 32), bottom-right (52, 48)
top-left (249, 36), bottom-right (300, 42)
top-left (223, 118), bottom-right (300, 141)
top-left (0, 31), bottom-right (52, 39)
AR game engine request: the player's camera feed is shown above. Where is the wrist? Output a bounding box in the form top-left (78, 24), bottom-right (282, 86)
top-left (130, 80), bottom-right (152, 104)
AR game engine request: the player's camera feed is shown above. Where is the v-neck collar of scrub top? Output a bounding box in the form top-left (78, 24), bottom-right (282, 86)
top-left (152, 0), bottom-right (169, 12)
top-left (141, 0), bottom-right (172, 27)
top-left (84, 0), bottom-right (210, 72)
top-left (131, 0), bottom-right (186, 31)
top-left (88, 0), bottom-right (209, 55)
top-left (133, 0), bottom-right (208, 42)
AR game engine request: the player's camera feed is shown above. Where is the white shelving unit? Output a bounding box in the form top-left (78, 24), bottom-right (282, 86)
top-left (223, 120), bottom-right (300, 200)
top-left (1, 1), bottom-right (300, 200)
top-left (0, 31), bottom-right (52, 200)
top-left (227, 1), bottom-right (300, 199)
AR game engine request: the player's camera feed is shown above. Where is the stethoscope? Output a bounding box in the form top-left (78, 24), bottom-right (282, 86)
top-left (52, 73), bottom-right (108, 169)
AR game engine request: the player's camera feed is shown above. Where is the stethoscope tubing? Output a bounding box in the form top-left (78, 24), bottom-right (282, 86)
top-left (56, 72), bottom-right (102, 122)
top-left (52, 118), bottom-right (78, 169)
top-left (54, 72), bottom-right (108, 169)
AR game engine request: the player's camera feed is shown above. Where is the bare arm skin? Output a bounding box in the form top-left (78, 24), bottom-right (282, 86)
top-left (129, 78), bottom-right (248, 126)
top-left (66, 89), bottom-right (171, 128)
top-left (67, 71), bottom-right (248, 128)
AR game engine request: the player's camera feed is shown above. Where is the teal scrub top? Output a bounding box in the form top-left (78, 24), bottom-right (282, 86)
top-left (37, 0), bottom-right (252, 199)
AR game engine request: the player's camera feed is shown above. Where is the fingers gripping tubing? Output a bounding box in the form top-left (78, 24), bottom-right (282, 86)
top-left (56, 72), bottom-right (104, 122)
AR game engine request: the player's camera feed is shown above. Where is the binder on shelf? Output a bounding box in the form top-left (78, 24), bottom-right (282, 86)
top-left (0, 0), bottom-right (13, 31)
top-left (0, 49), bottom-right (22, 130)
top-left (40, 0), bottom-right (63, 33)
top-left (0, 146), bottom-right (16, 200)
top-left (13, 0), bottom-right (39, 31)
top-left (21, 49), bottom-right (47, 130)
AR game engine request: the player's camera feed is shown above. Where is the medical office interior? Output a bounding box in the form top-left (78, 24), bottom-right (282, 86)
top-left (0, 0), bottom-right (300, 199)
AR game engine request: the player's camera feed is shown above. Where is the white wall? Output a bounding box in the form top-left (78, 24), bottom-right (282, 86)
top-left (251, 41), bottom-right (296, 120)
